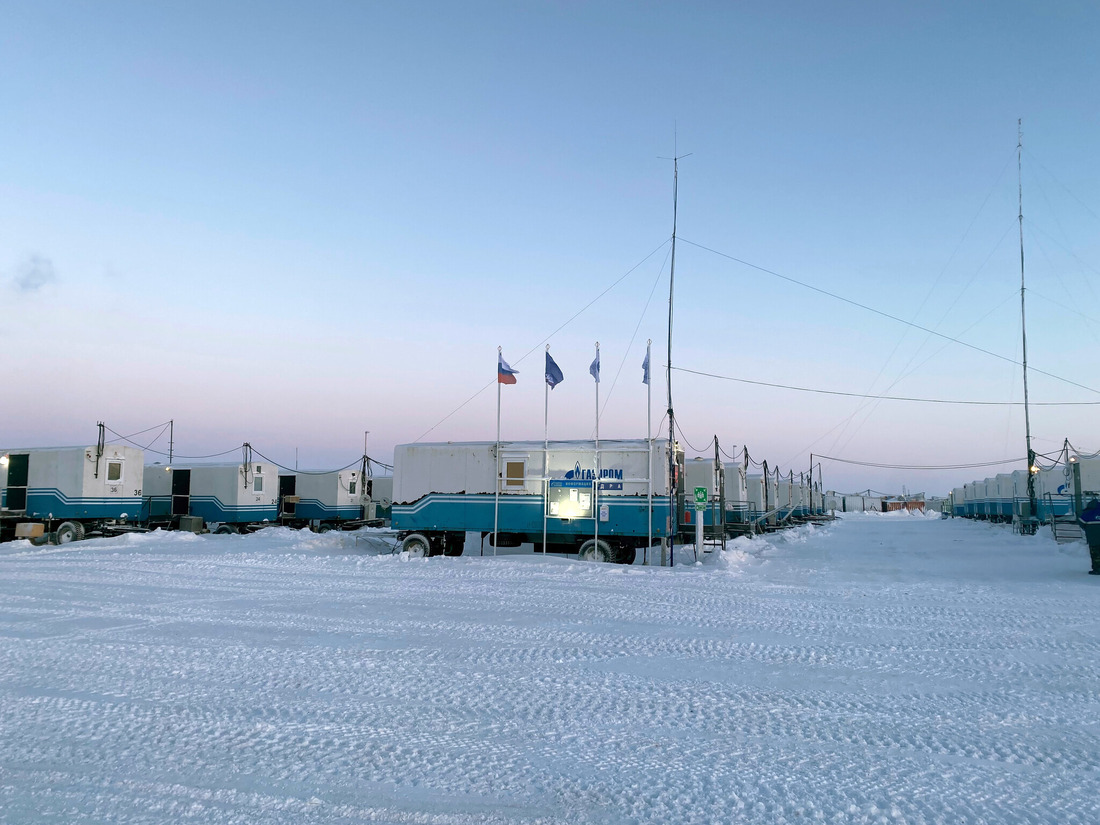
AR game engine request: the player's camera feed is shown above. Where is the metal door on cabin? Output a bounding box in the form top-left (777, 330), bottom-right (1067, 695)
top-left (5, 453), bottom-right (29, 511)
top-left (171, 469), bottom-right (191, 516)
top-left (279, 475), bottom-right (296, 517)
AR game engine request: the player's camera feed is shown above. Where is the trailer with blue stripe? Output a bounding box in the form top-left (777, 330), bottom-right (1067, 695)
top-left (721, 461), bottom-right (751, 529)
top-left (275, 467), bottom-right (393, 530)
top-left (142, 461), bottom-right (278, 531)
top-left (1, 444), bottom-right (144, 543)
top-left (392, 439), bottom-right (680, 563)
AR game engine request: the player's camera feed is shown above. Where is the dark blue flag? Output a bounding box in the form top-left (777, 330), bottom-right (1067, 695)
top-left (545, 351), bottom-right (564, 389)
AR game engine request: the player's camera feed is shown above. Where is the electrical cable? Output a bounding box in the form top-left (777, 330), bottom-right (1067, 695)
top-left (248, 447), bottom-right (367, 476)
top-left (718, 442), bottom-right (739, 461)
top-left (669, 365), bottom-right (1100, 405)
top-left (103, 427), bottom-right (241, 460)
top-left (817, 454), bottom-right (1027, 470)
top-left (673, 420), bottom-right (708, 454)
top-left (103, 422), bottom-right (172, 452)
top-left (679, 236), bottom-right (1100, 396)
top-left (106, 420), bottom-right (173, 441)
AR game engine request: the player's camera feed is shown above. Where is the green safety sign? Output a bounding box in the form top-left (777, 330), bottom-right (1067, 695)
top-left (694, 486), bottom-right (707, 509)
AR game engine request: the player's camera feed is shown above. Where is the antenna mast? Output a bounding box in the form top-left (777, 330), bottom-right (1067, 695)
top-left (1018, 119), bottom-right (1038, 531)
top-left (666, 153), bottom-right (679, 564)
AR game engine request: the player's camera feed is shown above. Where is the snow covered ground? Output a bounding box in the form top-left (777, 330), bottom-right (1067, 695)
top-left (1, 513), bottom-right (1098, 824)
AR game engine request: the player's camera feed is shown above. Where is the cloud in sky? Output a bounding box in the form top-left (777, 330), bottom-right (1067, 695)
top-left (13, 255), bottom-right (58, 293)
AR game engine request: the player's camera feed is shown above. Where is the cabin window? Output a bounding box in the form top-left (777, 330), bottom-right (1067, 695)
top-left (253, 475), bottom-right (264, 493)
top-left (107, 461), bottom-right (123, 482)
top-left (349, 479), bottom-right (357, 495)
top-left (504, 460), bottom-right (526, 488)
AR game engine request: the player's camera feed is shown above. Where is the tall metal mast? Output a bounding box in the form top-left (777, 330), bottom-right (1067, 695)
top-left (667, 154), bottom-right (679, 565)
top-left (664, 142), bottom-right (691, 563)
top-left (1018, 119), bottom-right (1038, 528)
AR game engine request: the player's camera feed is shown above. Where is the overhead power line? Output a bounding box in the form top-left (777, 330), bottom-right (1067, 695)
top-left (670, 365), bottom-right (1100, 406)
top-left (679, 237), bottom-right (1100, 396)
top-left (817, 454), bottom-right (1027, 471)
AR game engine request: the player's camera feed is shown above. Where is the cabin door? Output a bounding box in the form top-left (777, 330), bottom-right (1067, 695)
top-left (5, 453), bottom-right (29, 511)
top-left (279, 475), bottom-right (297, 517)
top-left (171, 469), bottom-right (191, 516)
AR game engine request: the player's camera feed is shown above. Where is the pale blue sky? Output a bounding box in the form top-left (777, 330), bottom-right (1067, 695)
top-left (3, 1), bottom-right (1098, 493)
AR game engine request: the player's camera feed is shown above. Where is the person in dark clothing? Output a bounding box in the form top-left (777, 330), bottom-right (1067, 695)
top-left (1080, 498), bottom-right (1100, 575)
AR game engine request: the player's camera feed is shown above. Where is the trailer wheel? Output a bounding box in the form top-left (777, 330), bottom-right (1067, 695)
top-left (318, 525), bottom-right (334, 534)
top-left (55, 521), bottom-right (85, 544)
top-left (614, 546), bottom-right (636, 565)
top-left (578, 538), bottom-right (612, 563)
top-left (214, 524), bottom-right (239, 535)
top-left (402, 533), bottom-right (432, 558)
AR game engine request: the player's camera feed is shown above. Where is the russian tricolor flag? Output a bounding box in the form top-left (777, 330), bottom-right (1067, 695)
top-left (498, 352), bottom-right (518, 385)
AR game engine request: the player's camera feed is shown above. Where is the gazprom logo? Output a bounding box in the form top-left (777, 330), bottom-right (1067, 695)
top-left (564, 462), bottom-right (623, 489)
top-left (564, 462), bottom-right (622, 481)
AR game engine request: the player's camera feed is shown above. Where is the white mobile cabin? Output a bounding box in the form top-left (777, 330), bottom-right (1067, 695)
top-left (683, 457), bottom-right (726, 537)
top-left (143, 461), bottom-right (278, 531)
top-left (951, 487), bottom-right (965, 517)
top-left (277, 467), bottom-right (372, 529)
top-left (721, 462), bottom-right (751, 528)
top-left (1, 444), bottom-right (144, 543)
top-left (366, 475), bottom-right (393, 521)
top-left (392, 439), bottom-right (680, 562)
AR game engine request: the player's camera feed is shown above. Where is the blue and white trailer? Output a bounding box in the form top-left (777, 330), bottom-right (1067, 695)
top-left (721, 462), bottom-right (751, 529)
top-left (276, 466), bottom-right (377, 530)
top-left (682, 457), bottom-right (724, 537)
top-left (391, 439), bottom-right (680, 563)
top-left (1034, 465), bottom-right (1073, 522)
top-left (0, 444), bottom-right (144, 543)
top-left (951, 487), bottom-right (966, 517)
top-left (992, 473), bottom-right (1015, 521)
top-left (368, 475), bottom-right (393, 522)
top-left (276, 469), bottom-right (392, 529)
top-left (142, 460), bottom-right (278, 531)
top-left (1070, 456), bottom-right (1100, 512)
top-left (974, 479), bottom-right (991, 519)
top-left (746, 474), bottom-right (767, 523)
top-left (776, 479), bottom-right (798, 520)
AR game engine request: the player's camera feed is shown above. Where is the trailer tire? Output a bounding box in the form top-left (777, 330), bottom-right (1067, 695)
top-left (55, 521), bottom-right (85, 544)
top-left (402, 533), bottom-right (432, 558)
top-left (318, 525), bottom-right (334, 534)
top-left (214, 524), bottom-right (238, 535)
top-left (614, 545), bottom-right (636, 565)
top-left (578, 538), bottom-right (612, 563)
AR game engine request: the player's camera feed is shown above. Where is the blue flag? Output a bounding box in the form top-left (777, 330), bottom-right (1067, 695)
top-left (545, 351), bottom-right (564, 389)
top-left (642, 347), bottom-right (650, 385)
top-left (589, 351), bottom-right (600, 383)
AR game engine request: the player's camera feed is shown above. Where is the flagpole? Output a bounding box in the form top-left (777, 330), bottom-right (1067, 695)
top-left (646, 339), bottom-right (652, 564)
top-left (494, 346), bottom-right (501, 557)
top-left (543, 345), bottom-right (550, 554)
top-left (594, 342), bottom-right (600, 447)
top-left (593, 341), bottom-right (600, 556)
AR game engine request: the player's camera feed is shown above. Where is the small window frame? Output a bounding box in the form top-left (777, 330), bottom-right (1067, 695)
top-left (503, 459), bottom-right (527, 490)
top-left (106, 460), bottom-right (124, 483)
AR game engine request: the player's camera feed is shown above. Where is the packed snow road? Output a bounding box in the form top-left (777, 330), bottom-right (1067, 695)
top-left (1, 514), bottom-right (1098, 824)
